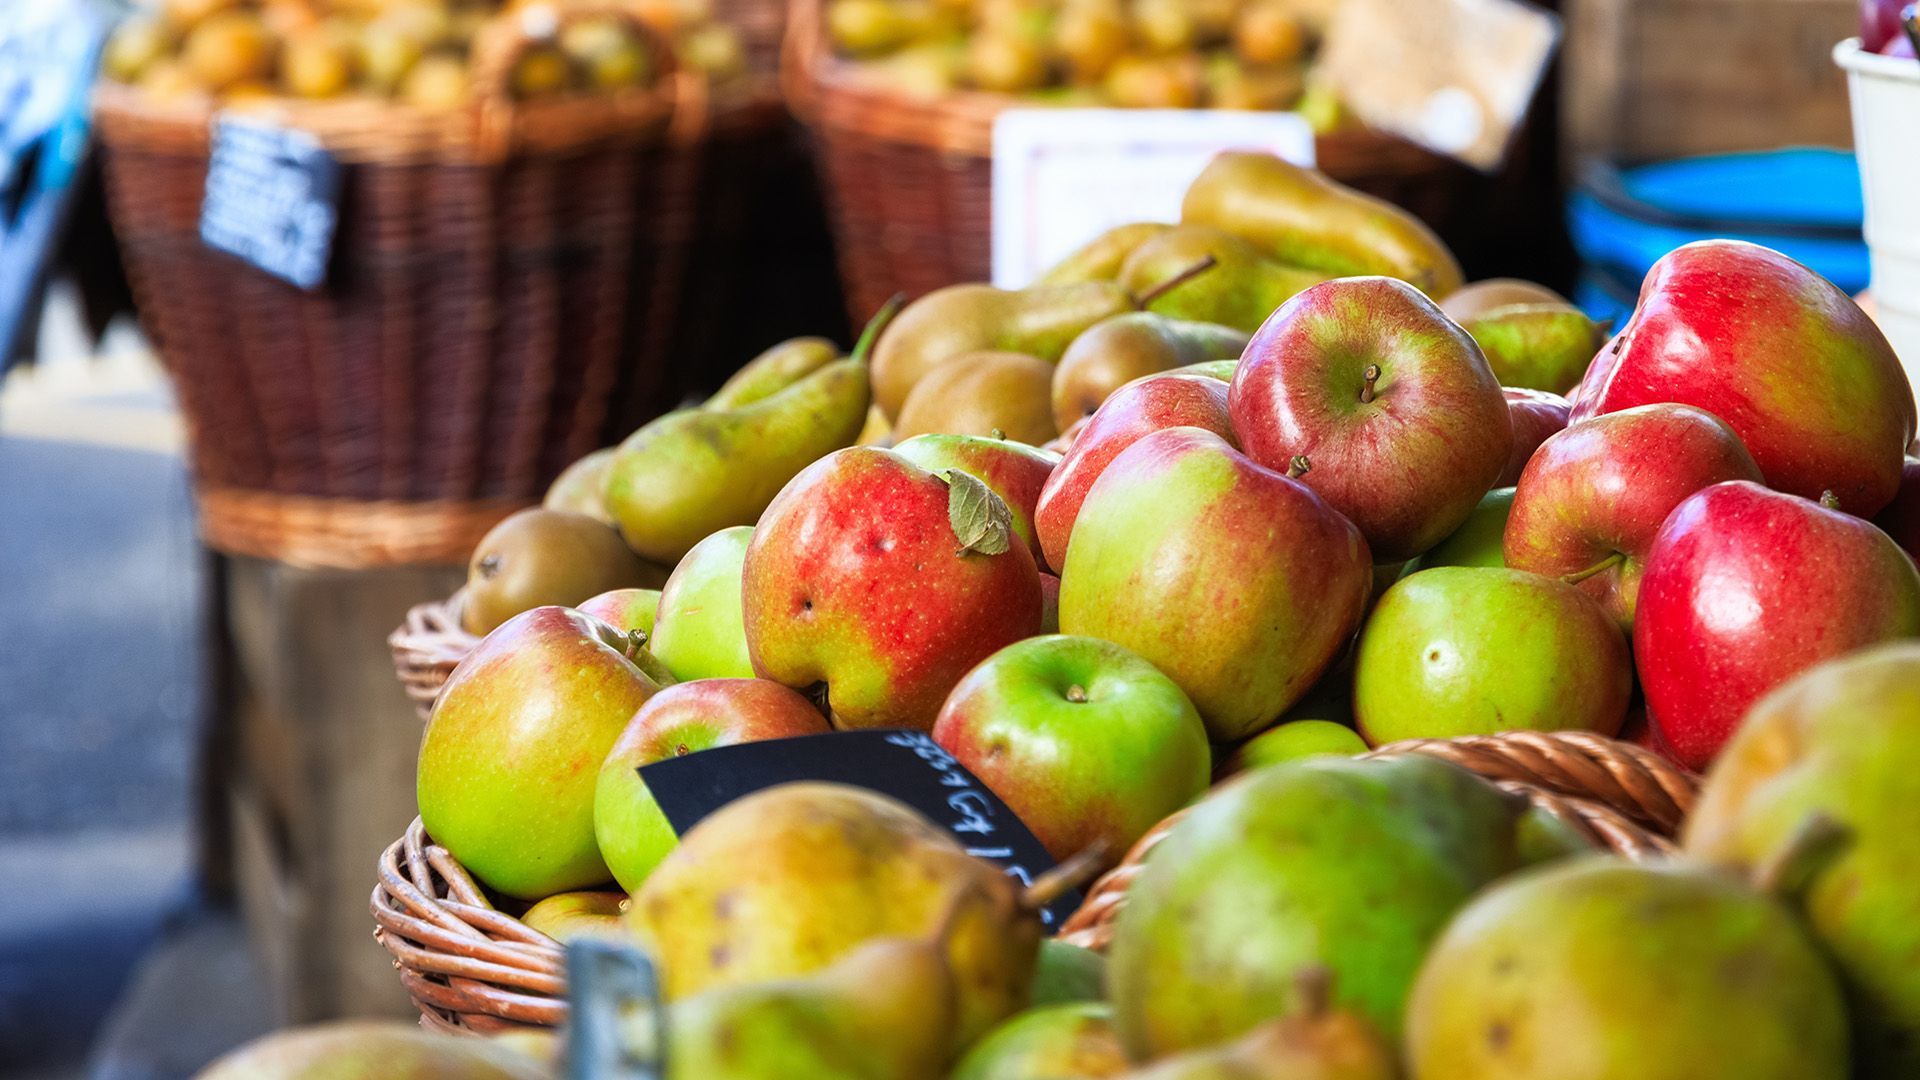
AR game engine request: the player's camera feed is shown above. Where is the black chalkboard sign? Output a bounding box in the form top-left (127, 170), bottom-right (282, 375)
top-left (199, 115), bottom-right (340, 289)
top-left (639, 729), bottom-right (1080, 929)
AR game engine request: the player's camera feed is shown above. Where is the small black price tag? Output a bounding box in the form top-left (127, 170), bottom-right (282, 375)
top-left (639, 729), bottom-right (1081, 929)
top-left (199, 115), bottom-right (339, 289)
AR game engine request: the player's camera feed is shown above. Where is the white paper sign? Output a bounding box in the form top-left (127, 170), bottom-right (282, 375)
top-left (991, 109), bottom-right (1316, 288)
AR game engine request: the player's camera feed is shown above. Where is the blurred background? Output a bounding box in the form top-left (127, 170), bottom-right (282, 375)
top-left (0, 0), bottom-right (1881, 1073)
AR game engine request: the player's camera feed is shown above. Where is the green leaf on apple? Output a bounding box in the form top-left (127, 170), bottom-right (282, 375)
top-left (944, 469), bottom-right (1013, 557)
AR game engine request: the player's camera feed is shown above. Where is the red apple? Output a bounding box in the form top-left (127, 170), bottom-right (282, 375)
top-left (1034, 372), bottom-right (1235, 573)
top-left (741, 447), bottom-right (1044, 730)
top-left (1039, 572), bottom-right (1061, 634)
top-left (1498, 387), bottom-right (1571, 487)
top-left (1864, 0), bottom-right (1904, 51)
top-left (1504, 403), bottom-right (1764, 627)
top-left (594, 678), bottom-right (831, 891)
top-left (1230, 277), bottom-right (1512, 561)
top-left (1634, 480), bottom-right (1920, 769)
top-left (1873, 456), bottom-right (1920, 561)
top-left (1571, 240), bottom-right (1914, 515)
top-left (891, 433), bottom-right (1060, 564)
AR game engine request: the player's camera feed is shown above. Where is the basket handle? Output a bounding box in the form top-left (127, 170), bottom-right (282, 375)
top-left (467, 2), bottom-right (683, 159)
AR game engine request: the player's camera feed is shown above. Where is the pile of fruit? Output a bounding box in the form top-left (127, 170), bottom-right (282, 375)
top-left (101, 0), bottom-right (746, 107)
top-left (1860, 0), bottom-right (1919, 58)
top-left (822, 0), bottom-right (1343, 116)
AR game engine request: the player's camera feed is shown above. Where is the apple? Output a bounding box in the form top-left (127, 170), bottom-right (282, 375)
top-left (1354, 567), bottom-right (1632, 743)
top-left (1034, 372), bottom-right (1235, 574)
top-left (417, 607), bottom-right (662, 898)
top-left (1873, 456), bottom-right (1920, 561)
top-left (1405, 488), bottom-right (1512, 571)
top-left (1230, 277), bottom-right (1512, 561)
top-left (594, 678), bottom-right (830, 892)
top-left (521, 891), bottom-right (625, 942)
top-left (931, 635), bottom-right (1210, 865)
top-left (576, 588), bottom-right (661, 637)
top-left (891, 433), bottom-right (1060, 564)
top-left (1057, 426), bottom-right (1372, 742)
top-left (1570, 240), bottom-right (1914, 515)
top-left (742, 447), bottom-right (1044, 730)
top-left (650, 527), bottom-right (754, 681)
top-left (1864, 0), bottom-right (1904, 51)
top-left (1498, 387), bottom-right (1571, 487)
top-left (1039, 572), bottom-right (1061, 634)
top-left (1504, 403), bottom-right (1765, 627)
top-left (1635, 480), bottom-right (1920, 769)
top-left (1227, 719), bottom-right (1368, 771)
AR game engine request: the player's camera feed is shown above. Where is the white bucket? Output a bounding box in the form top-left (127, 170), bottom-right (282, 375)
top-left (1836, 38), bottom-right (1920, 408)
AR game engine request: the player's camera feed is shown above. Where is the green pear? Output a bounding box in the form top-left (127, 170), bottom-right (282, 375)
top-left (605, 346), bottom-right (872, 564)
top-left (1353, 567), bottom-right (1632, 744)
top-left (1118, 224), bottom-right (1328, 333)
top-left (651, 933), bottom-right (960, 1080)
top-left (1438, 278), bottom-right (1569, 322)
top-left (195, 1022), bottom-right (552, 1079)
top-left (1181, 152), bottom-right (1463, 297)
top-left (1685, 642), bottom-right (1920, 1077)
top-left (871, 281), bottom-right (1136, 418)
top-left (952, 1002), bottom-right (1131, 1080)
top-left (1120, 978), bottom-right (1399, 1080)
top-left (1031, 939), bottom-right (1106, 1006)
top-left (1405, 855), bottom-right (1849, 1079)
top-left (1040, 222), bottom-right (1175, 285)
top-left (543, 447), bottom-right (616, 521)
top-left (650, 526), bottom-right (753, 680)
top-left (1052, 312), bottom-right (1248, 430)
top-left (1401, 487), bottom-right (1512, 572)
top-left (707, 337), bottom-right (841, 410)
top-left (1107, 755), bottom-right (1533, 1057)
top-left (1457, 303), bottom-right (1611, 395)
top-left (629, 783), bottom-right (1042, 1049)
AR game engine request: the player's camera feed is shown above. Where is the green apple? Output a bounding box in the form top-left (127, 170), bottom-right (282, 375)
top-left (1031, 939), bottom-right (1106, 1007)
top-left (932, 635), bottom-right (1210, 864)
top-left (1403, 487), bottom-right (1512, 572)
top-left (417, 607), bottom-right (662, 898)
top-left (651, 526), bottom-right (753, 681)
top-left (1354, 567), bottom-right (1631, 744)
top-left (576, 587), bottom-right (661, 637)
top-left (951, 1002), bottom-right (1129, 1080)
top-left (1232, 719), bottom-right (1368, 770)
top-left (594, 678), bottom-right (831, 892)
top-left (521, 890), bottom-right (625, 942)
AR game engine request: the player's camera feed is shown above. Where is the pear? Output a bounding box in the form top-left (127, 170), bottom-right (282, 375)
top-left (1181, 152), bottom-right (1463, 297)
top-left (1685, 642), bottom-right (1920, 1077)
top-left (871, 282), bottom-right (1136, 419)
top-left (708, 337), bottom-right (841, 410)
top-left (952, 1002), bottom-right (1131, 1080)
top-left (893, 351), bottom-right (1059, 445)
top-left (858, 403), bottom-right (894, 445)
top-left (1454, 303), bottom-right (1611, 395)
top-left (1031, 938), bottom-right (1106, 1006)
top-left (605, 309), bottom-right (890, 564)
top-left (194, 1021), bottom-right (552, 1079)
top-left (1122, 974), bottom-right (1399, 1079)
top-left (1108, 755), bottom-right (1533, 1058)
top-left (647, 933), bottom-right (960, 1080)
top-left (629, 782), bottom-right (1043, 1049)
top-left (1052, 312), bottom-right (1248, 429)
top-left (1040, 223), bottom-right (1175, 285)
top-left (1437, 278), bottom-right (1569, 323)
top-left (1404, 852), bottom-right (1850, 1079)
top-left (544, 447), bottom-right (617, 521)
top-left (462, 508), bottom-right (665, 635)
top-left (1118, 224), bottom-right (1328, 333)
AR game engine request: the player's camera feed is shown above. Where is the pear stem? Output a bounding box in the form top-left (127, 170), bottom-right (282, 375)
top-left (1560, 551), bottom-right (1624, 586)
top-left (1819, 490), bottom-right (1841, 510)
top-left (1753, 813), bottom-right (1852, 899)
top-left (1133, 255), bottom-right (1218, 308)
top-left (1286, 455), bottom-right (1311, 480)
top-left (1022, 844), bottom-right (1108, 911)
top-left (1358, 364), bottom-right (1381, 404)
top-left (851, 293), bottom-right (906, 365)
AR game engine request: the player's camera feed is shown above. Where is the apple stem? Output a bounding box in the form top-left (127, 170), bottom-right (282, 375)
top-left (851, 293), bottom-right (906, 365)
top-left (1132, 255), bottom-right (1218, 308)
top-left (1560, 551), bottom-right (1624, 586)
top-left (1293, 966), bottom-right (1334, 1020)
top-left (1022, 844), bottom-right (1108, 910)
top-left (625, 628), bottom-right (651, 657)
top-left (1753, 813), bottom-right (1852, 900)
top-left (1359, 364), bottom-right (1381, 404)
top-left (1287, 455), bottom-right (1311, 480)
top-left (1819, 490), bottom-right (1841, 510)
top-left (1065, 685), bottom-right (1089, 703)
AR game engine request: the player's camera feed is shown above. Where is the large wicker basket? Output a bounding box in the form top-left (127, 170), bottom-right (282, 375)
top-left (95, 9), bottom-right (701, 569)
top-left (371, 730), bottom-right (1698, 1033)
top-left (780, 0), bottom-right (1472, 322)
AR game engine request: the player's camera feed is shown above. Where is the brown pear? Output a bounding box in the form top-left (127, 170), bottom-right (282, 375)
top-left (462, 508), bottom-right (664, 635)
top-left (894, 351), bottom-right (1059, 445)
top-left (1052, 313), bottom-right (1248, 429)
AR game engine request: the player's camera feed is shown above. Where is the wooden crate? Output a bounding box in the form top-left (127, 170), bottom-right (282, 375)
top-left (208, 556), bottom-right (466, 1023)
top-left (1562, 0), bottom-right (1858, 163)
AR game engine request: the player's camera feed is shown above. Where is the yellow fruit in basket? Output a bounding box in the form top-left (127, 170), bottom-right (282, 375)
top-left (163, 0), bottom-right (239, 31)
top-left (1207, 57), bottom-right (1303, 111)
top-left (197, 1022), bottom-right (552, 1080)
top-left (967, 31), bottom-right (1048, 93)
top-left (980, 0), bottom-right (1053, 43)
top-left (511, 44), bottom-right (575, 97)
top-left (261, 0), bottom-right (324, 38)
top-left (1131, 0), bottom-right (1196, 54)
top-left (1234, 1), bottom-right (1308, 66)
top-left (400, 51), bottom-right (470, 108)
top-left (828, 0), bottom-right (911, 56)
top-left (282, 30), bottom-right (357, 98)
top-left (1055, 1), bottom-right (1129, 83)
top-left (1103, 52), bottom-right (1200, 108)
top-left (223, 79), bottom-right (279, 103)
top-left (1188, 0), bottom-right (1239, 41)
top-left (358, 22), bottom-right (424, 93)
top-left (103, 17), bottom-right (174, 84)
top-left (182, 11), bottom-right (275, 91)
top-left (135, 59), bottom-right (201, 100)
top-left (677, 23), bottom-right (746, 82)
top-left (378, 0), bottom-right (456, 46)
top-left (1296, 76), bottom-right (1346, 134)
top-left (865, 38), bottom-right (965, 97)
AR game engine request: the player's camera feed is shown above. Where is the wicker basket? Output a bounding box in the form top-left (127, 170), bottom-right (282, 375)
top-left (390, 592), bottom-right (482, 720)
top-left (95, 9), bottom-right (702, 569)
top-left (780, 0), bottom-right (1471, 322)
top-left (371, 729), bottom-right (1698, 1033)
